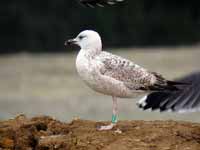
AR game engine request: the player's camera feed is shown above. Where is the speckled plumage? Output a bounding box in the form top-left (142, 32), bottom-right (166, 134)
top-left (76, 49), bottom-right (152, 98)
top-left (97, 51), bottom-right (156, 90)
top-left (73, 31), bottom-right (176, 99)
top-left (66, 30), bottom-right (187, 130)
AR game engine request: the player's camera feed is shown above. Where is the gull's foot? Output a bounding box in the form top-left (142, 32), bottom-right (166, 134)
top-left (97, 123), bottom-right (116, 131)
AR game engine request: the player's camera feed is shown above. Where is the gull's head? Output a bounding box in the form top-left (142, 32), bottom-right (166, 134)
top-left (65, 30), bottom-right (102, 52)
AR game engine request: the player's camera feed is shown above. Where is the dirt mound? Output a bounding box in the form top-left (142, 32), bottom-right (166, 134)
top-left (0, 115), bottom-right (200, 150)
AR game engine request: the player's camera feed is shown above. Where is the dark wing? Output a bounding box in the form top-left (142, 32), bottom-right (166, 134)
top-left (79, 0), bottom-right (124, 7)
top-left (138, 71), bottom-right (200, 112)
top-left (140, 72), bottom-right (183, 92)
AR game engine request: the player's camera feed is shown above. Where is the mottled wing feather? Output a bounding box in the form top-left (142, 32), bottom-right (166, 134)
top-left (97, 52), bottom-right (156, 90)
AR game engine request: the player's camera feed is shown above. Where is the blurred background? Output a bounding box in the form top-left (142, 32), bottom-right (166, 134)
top-left (1, 0), bottom-right (200, 122)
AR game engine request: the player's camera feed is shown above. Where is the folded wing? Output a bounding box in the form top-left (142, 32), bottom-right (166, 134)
top-left (97, 52), bottom-right (181, 92)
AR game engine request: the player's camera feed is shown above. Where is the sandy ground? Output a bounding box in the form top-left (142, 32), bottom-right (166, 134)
top-left (0, 46), bottom-right (200, 122)
top-left (0, 115), bottom-right (200, 150)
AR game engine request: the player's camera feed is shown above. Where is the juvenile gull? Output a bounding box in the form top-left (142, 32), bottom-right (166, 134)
top-left (65, 30), bottom-right (188, 130)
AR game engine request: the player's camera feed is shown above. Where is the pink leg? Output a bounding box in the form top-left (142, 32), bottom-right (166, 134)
top-left (98, 96), bottom-right (118, 131)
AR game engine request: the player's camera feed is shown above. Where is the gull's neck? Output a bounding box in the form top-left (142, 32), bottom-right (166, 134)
top-left (80, 47), bottom-right (102, 58)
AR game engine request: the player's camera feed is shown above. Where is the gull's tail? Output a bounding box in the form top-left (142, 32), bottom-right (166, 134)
top-left (79, 0), bottom-right (124, 7)
top-left (137, 72), bottom-right (200, 113)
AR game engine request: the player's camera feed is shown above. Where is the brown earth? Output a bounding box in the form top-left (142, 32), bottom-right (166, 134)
top-left (0, 115), bottom-right (200, 150)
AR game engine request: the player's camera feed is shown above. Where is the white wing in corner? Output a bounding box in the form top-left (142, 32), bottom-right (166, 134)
top-left (79, 0), bottom-right (124, 7)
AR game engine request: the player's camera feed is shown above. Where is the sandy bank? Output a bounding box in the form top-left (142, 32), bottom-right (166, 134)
top-left (0, 115), bottom-right (200, 150)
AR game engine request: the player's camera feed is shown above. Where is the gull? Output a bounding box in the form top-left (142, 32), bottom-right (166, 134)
top-left (65, 30), bottom-right (189, 130)
top-left (79, 0), bottom-right (124, 7)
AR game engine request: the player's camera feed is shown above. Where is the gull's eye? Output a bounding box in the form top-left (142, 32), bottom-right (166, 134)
top-left (79, 35), bottom-right (86, 40)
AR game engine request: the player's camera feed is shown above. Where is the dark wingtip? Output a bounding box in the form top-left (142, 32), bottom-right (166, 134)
top-left (138, 72), bottom-right (200, 112)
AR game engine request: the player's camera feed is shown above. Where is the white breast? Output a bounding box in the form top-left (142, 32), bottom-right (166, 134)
top-left (76, 50), bottom-right (97, 87)
top-left (76, 50), bottom-right (89, 79)
top-left (76, 50), bottom-right (110, 94)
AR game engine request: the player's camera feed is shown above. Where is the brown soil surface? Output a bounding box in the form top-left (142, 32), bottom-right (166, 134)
top-left (0, 115), bottom-right (200, 150)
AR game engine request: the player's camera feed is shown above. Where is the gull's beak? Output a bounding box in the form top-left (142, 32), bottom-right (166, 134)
top-left (64, 38), bottom-right (77, 46)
